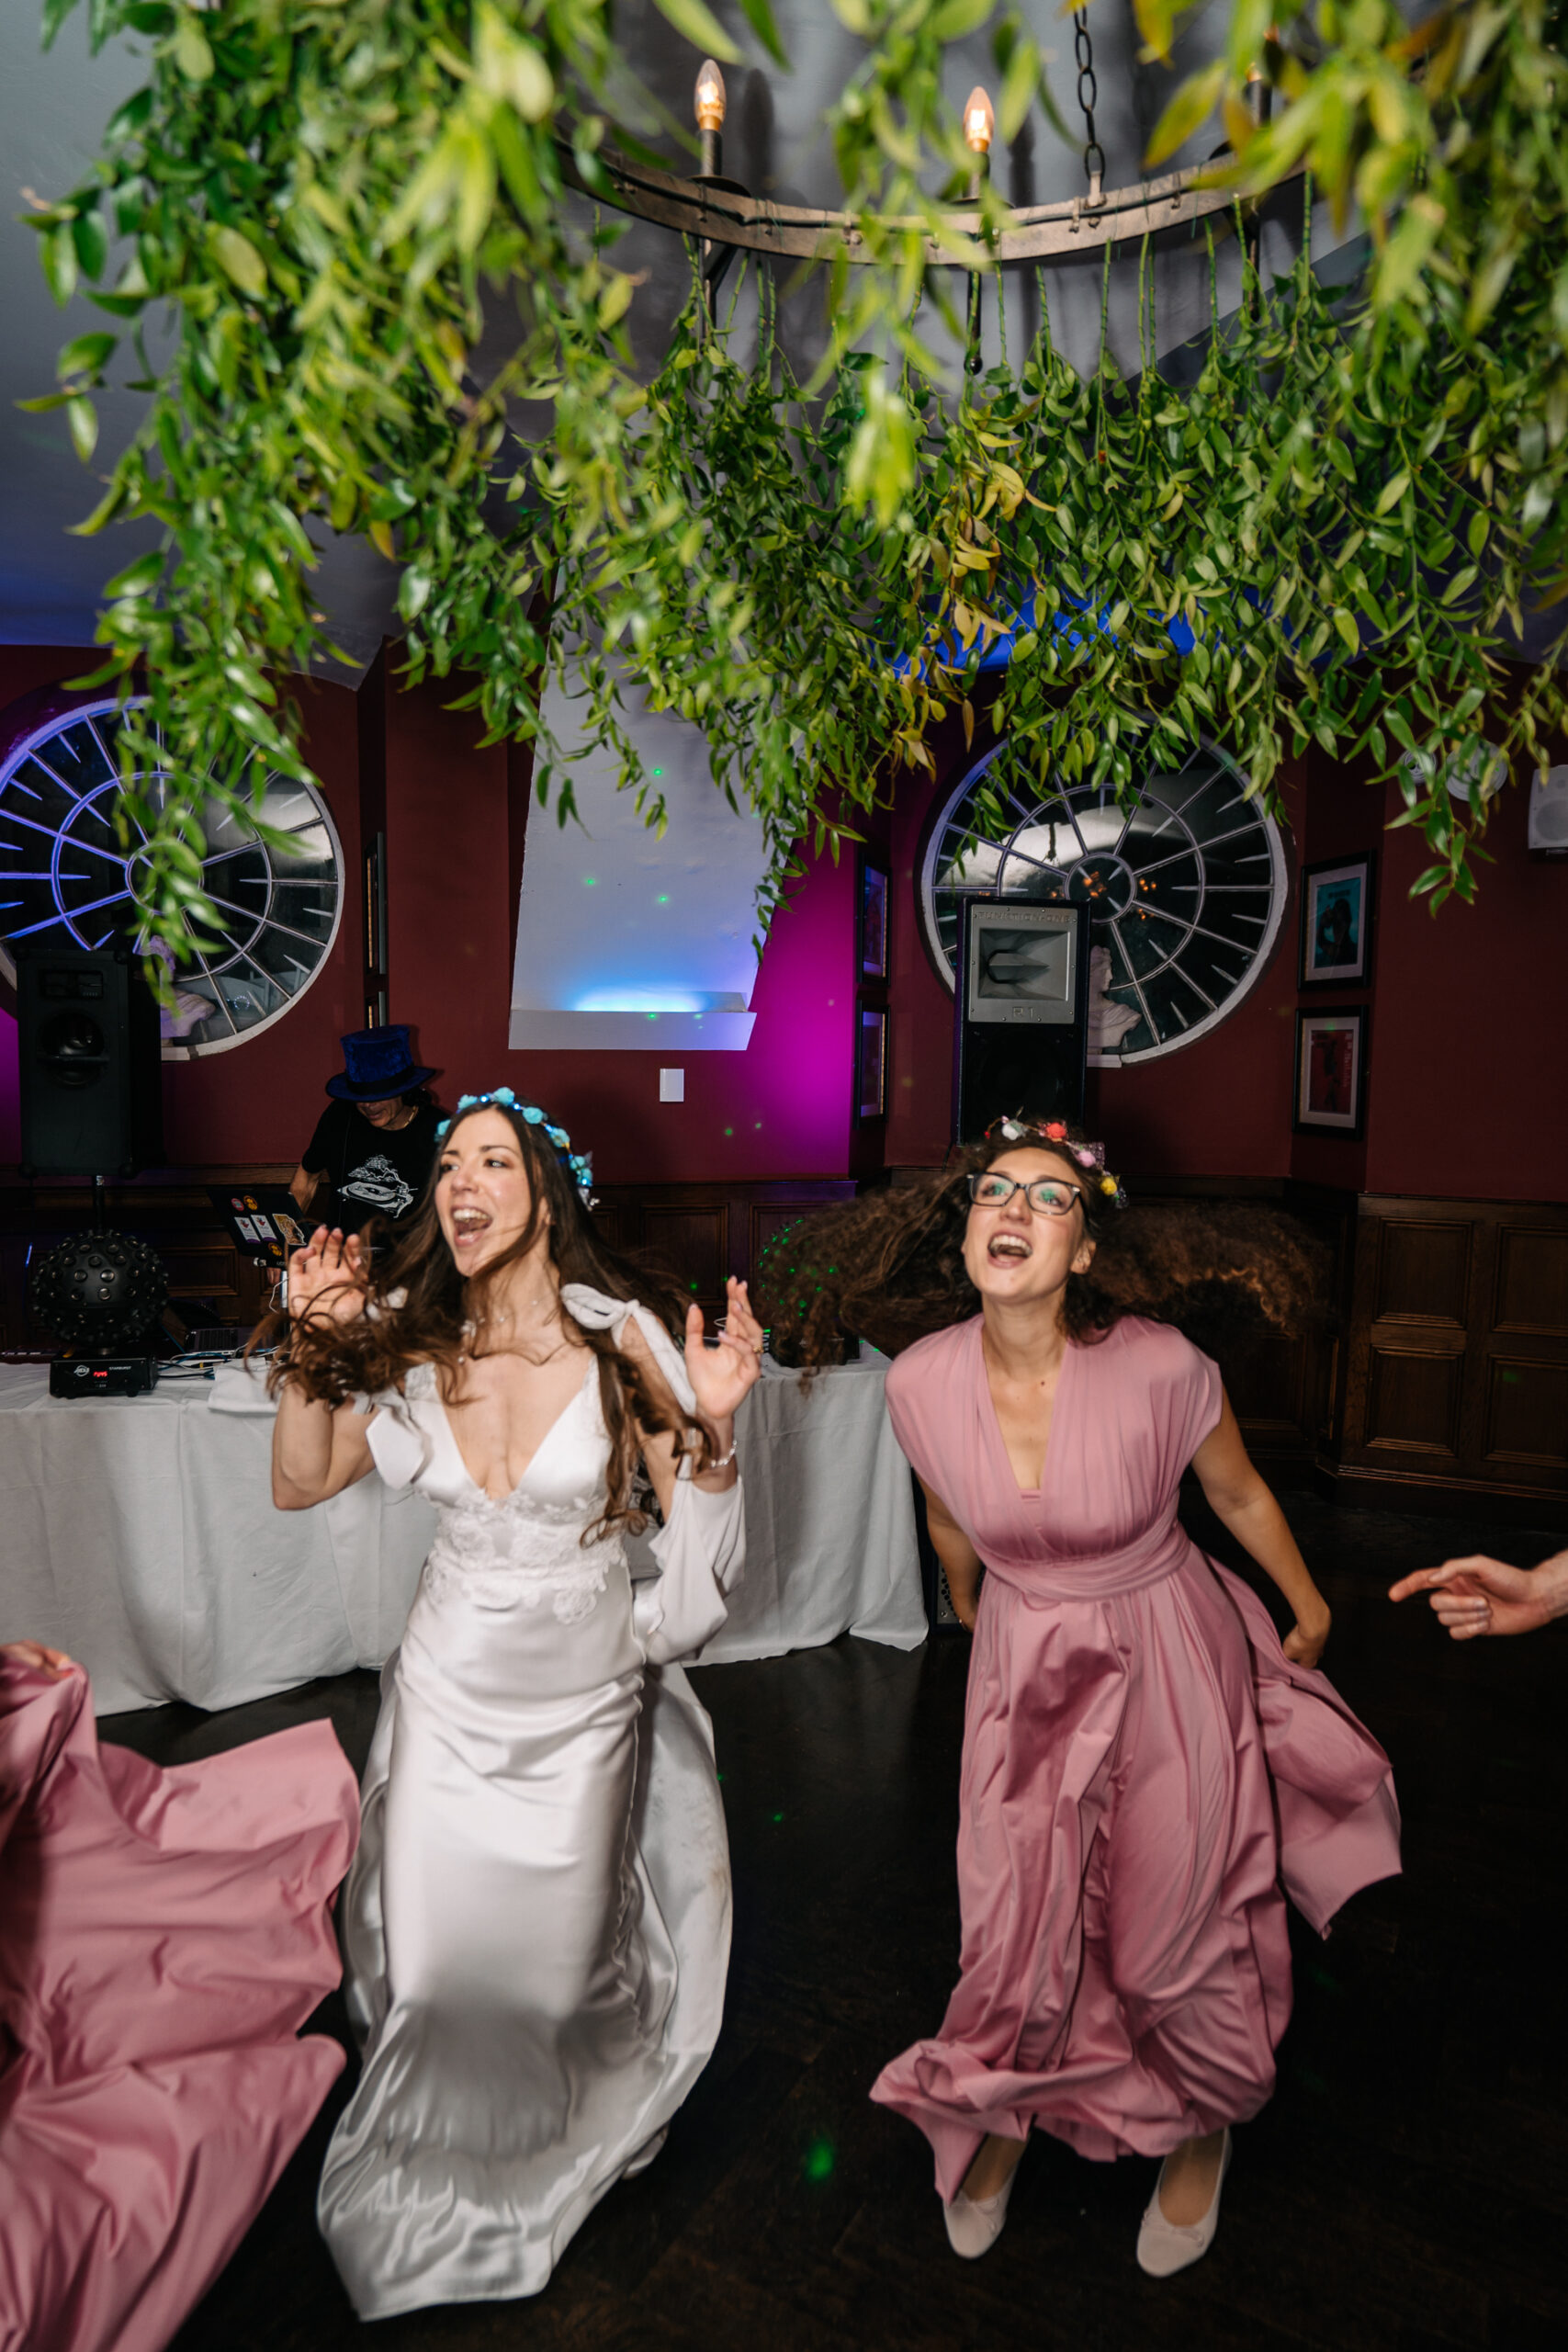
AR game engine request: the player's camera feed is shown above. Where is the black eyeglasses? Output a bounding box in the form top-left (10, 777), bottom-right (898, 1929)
top-left (966, 1171), bottom-right (1084, 1219)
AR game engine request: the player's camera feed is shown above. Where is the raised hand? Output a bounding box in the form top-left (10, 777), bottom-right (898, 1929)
top-left (288, 1226), bottom-right (369, 1329)
top-left (1389, 1554), bottom-right (1551, 1640)
top-left (684, 1277), bottom-right (764, 1427)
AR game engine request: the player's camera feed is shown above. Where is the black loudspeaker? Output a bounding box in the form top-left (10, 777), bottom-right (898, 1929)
top-left (952, 898), bottom-right (1091, 1144)
top-left (17, 944), bottom-right (164, 1177)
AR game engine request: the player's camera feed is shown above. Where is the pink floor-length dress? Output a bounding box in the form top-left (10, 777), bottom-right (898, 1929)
top-left (872, 1315), bottom-right (1401, 2199)
top-left (0, 1654), bottom-right (358, 2352)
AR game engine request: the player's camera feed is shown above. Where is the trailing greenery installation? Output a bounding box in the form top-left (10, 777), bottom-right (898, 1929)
top-left (22, 0), bottom-right (1568, 973)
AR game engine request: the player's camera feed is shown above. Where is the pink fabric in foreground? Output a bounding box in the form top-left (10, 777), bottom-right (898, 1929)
top-left (0, 1657), bottom-right (358, 2352)
top-left (873, 1316), bottom-right (1401, 2199)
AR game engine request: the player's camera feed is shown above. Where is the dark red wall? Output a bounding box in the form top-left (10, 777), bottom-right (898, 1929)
top-left (0, 646), bottom-right (365, 1170)
top-left (882, 720), bottom-right (1565, 1202)
top-left (0, 654), bottom-right (868, 1184)
top-left (1363, 770), bottom-right (1567, 1199)
top-left (4, 646), bottom-right (1563, 1199)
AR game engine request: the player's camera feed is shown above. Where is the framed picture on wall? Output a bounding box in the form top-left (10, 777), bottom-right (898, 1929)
top-left (860, 857), bottom-right (890, 980)
top-left (856, 1004), bottom-right (887, 1121)
top-left (1293, 1007), bottom-right (1367, 1136)
top-left (1300, 854), bottom-right (1373, 987)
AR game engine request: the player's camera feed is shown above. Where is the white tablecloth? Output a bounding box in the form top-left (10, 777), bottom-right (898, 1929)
top-left (0, 1353), bottom-right (923, 1715)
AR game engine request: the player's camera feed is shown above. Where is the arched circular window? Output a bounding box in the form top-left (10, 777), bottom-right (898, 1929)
top-left (0, 697), bottom-right (343, 1058)
top-left (920, 739), bottom-right (1288, 1061)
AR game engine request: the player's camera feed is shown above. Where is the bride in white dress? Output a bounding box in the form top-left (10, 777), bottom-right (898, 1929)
top-left (269, 1089), bottom-right (761, 2320)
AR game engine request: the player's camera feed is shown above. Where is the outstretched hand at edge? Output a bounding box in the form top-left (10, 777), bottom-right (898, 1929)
top-left (1389, 1555), bottom-right (1552, 1640)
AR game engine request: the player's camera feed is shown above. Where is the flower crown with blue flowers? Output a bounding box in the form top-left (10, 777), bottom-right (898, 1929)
top-left (435, 1089), bottom-right (595, 1205)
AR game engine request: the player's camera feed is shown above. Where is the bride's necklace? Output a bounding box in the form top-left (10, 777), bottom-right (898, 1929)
top-left (462, 1290), bottom-right (568, 1363)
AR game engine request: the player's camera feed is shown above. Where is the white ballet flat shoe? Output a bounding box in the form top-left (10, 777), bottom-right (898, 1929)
top-left (621, 2126), bottom-right (669, 2180)
top-left (942, 2165), bottom-right (1018, 2260)
top-left (1135, 2129), bottom-right (1232, 2278)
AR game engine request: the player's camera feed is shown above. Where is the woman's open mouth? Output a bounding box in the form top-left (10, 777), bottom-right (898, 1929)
top-left (987, 1231), bottom-right (1032, 1267)
top-left (450, 1206), bottom-right (491, 1251)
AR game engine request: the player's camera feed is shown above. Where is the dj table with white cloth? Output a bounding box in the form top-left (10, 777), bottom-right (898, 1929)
top-left (0, 1352), bottom-right (924, 1715)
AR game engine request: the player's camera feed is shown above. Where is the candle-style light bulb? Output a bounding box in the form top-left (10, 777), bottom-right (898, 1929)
top-left (694, 58), bottom-right (727, 132)
top-left (964, 85), bottom-right (995, 155)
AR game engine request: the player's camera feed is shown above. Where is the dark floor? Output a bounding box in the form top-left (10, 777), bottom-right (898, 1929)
top-left (100, 1492), bottom-right (1568, 2352)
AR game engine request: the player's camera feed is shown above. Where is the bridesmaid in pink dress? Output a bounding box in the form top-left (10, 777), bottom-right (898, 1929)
top-left (864, 1122), bottom-right (1401, 2277)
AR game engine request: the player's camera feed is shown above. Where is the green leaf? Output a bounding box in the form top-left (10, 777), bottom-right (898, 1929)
top-left (173, 14), bottom-right (214, 81)
top-left (40, 221), bottom-right (78, 306)
top-left (648, 0), bottom-right (741, 66)
top-left (1372, 194), bottom-right (1444, 309)
top-left (1132, 0), bottom-right (1179, 62)
top-left (104, 549), bottom-right (165, 599)
top-left (1374, 471), bottom-right (1410, 516)
top-left (1145, 61), bottom-right (1224, 170)
top-left (928, 0), bottom-right (995, 40)
top-left (399, 561), bottom-right (434, 621)
top-left (67, 478), bottom-right (130, 537)
top-left (472, 5), bottom-right (554, 121)
top-left (598, 271), bottom-right (636, 330)
top-left (58, 331), bottom-right (117, 380)
top-left (736, 0), bottom-right (789, 70)
top-left (210, 226), bottom-right (268, 299)
top-left (71, 209), bottom-right (108, 279)
top-left (998, 34), bottom-right (1039, 145)
top-left (66, 395), bottom-right (98, 462)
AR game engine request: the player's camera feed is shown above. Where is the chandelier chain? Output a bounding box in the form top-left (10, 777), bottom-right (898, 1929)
top-left (1072, 9), bottom-right (1106, 200)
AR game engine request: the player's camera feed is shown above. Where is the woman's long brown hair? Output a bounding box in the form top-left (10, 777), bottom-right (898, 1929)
top-left (750, 1125), bottom-right (1330, 1367)
top-left (261, 1103), bottom-right (714, 1541)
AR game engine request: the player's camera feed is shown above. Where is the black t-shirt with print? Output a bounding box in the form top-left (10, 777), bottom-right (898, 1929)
top-left (301, 1099), bottom-right (441, 1229)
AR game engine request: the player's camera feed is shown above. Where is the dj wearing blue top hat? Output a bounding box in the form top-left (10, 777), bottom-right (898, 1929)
top-left (289, 1025), bottom-right (443, 1233)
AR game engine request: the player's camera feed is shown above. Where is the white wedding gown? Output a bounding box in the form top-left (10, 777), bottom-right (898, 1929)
top-left (317, 1287), bottom-right (743, 2320)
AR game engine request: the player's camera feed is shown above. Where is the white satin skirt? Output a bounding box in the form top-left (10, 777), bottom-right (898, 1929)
top-left (317, 1553), bottom-right (731, 2319)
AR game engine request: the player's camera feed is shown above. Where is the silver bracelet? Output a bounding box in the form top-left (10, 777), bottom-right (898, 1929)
top-left (705, 1442), bottom-right (738, 1471)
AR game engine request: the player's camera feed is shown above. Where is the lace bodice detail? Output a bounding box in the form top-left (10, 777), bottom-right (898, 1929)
top-left (360, 1287), bottom-right (744, 1661)
top-left (365, 1359), bottom-right (622, 1627)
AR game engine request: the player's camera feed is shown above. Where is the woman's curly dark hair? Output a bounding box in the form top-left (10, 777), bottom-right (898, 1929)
top-left (259, 1102), bottom-right (715, 1541)
top-left (751, 1124), bottom-right (1330, 1366)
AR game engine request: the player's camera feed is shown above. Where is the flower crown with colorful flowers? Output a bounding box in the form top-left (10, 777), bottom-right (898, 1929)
top-left (985, 1114), bottom-right (1128, 1210)
top-left (434, 1089), bottom-right (595, 1205)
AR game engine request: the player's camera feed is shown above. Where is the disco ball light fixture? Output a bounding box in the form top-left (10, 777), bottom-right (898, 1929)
top-left (28, 1231), bottom-right (167, 1352)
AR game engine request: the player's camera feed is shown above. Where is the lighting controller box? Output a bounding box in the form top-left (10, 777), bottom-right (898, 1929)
top-left (50, 1356), bottom-right (157, 1399)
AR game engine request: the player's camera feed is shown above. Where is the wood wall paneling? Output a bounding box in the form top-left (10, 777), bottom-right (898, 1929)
top-left (1483, 1357), bottom-right (1568, 1468)
top-left (1374, 1218), bottom-right (1472, 1327)
top-left (638, 1205), bottom-right (728, 1307)
top-left (1338, 1195), bottom-right (1568, 1517)
top-left (1363, 1340), bottom-right (1465, 1457)
top-left (1494, 1226), bottom-right (1568, 1336)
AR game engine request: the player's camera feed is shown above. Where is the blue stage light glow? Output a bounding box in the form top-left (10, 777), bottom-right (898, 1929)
top-left (576, 989), bottom-right (707, 1013)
